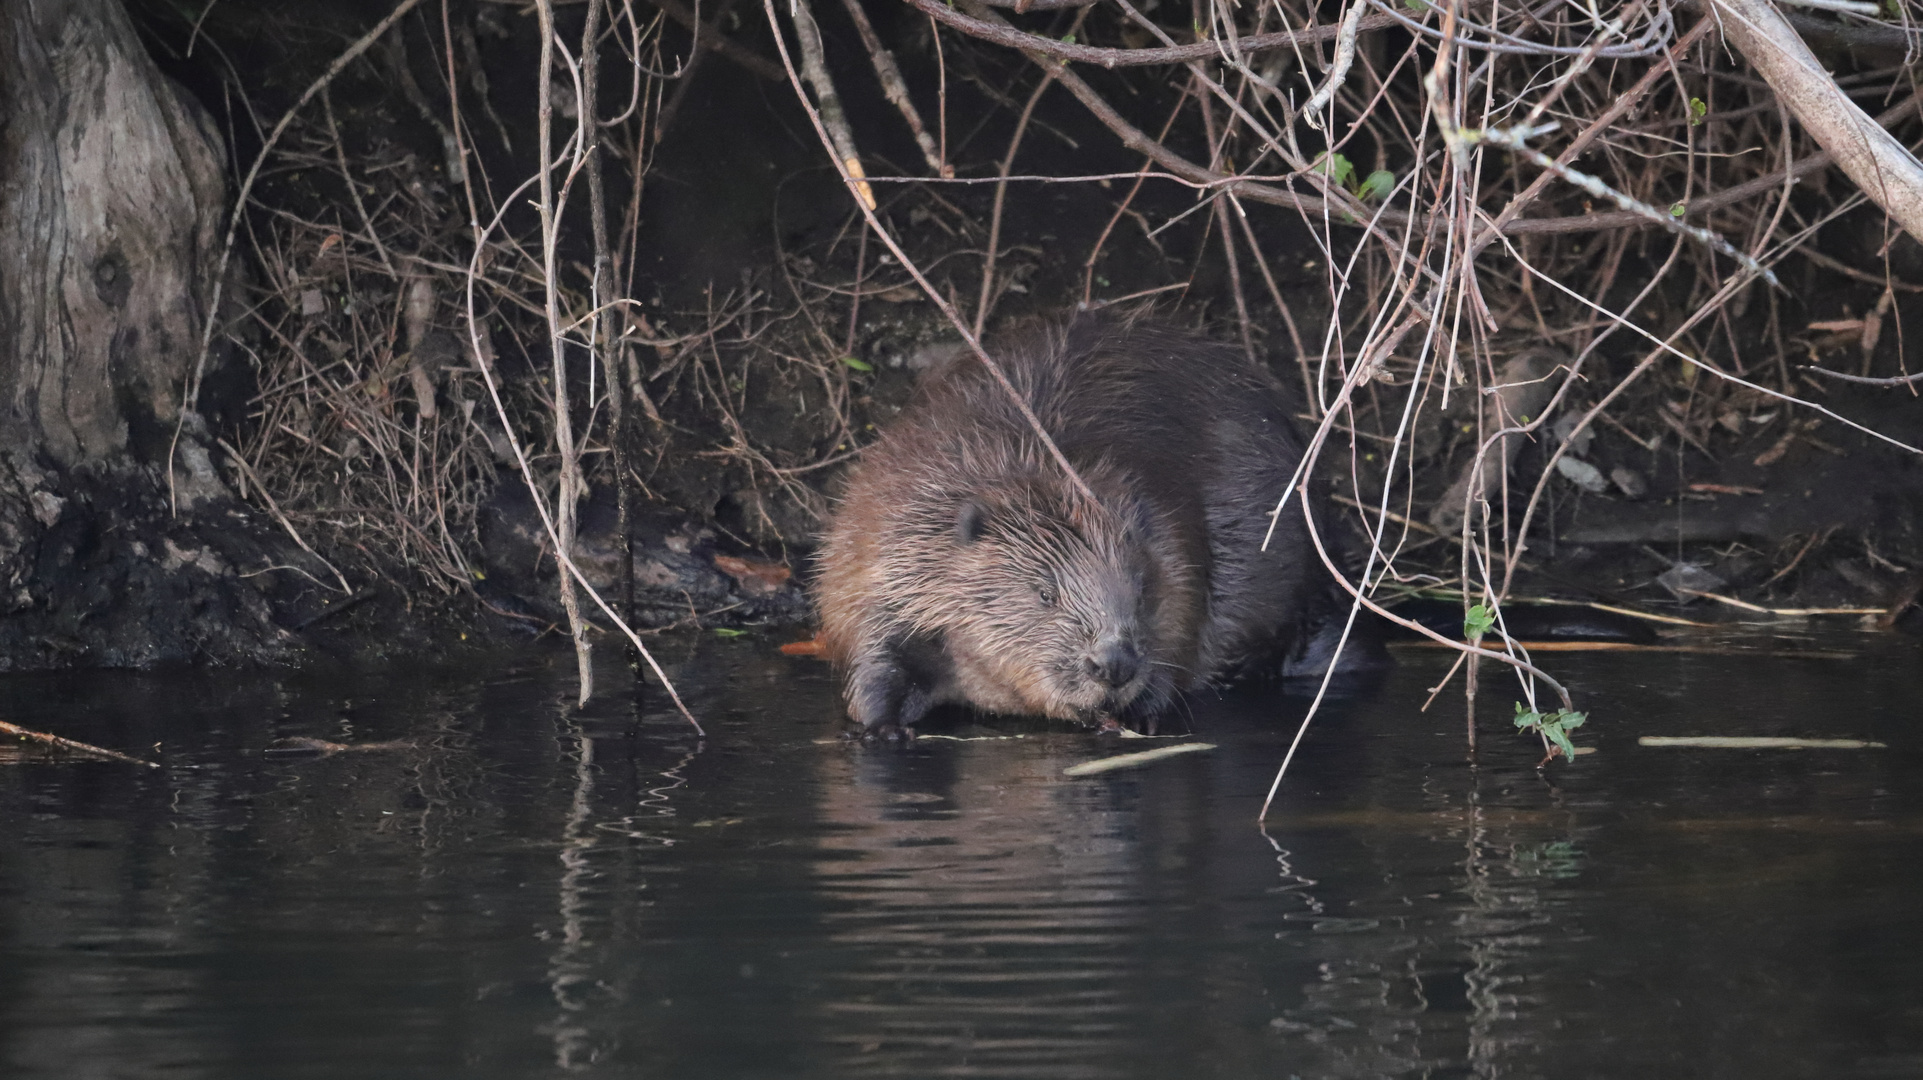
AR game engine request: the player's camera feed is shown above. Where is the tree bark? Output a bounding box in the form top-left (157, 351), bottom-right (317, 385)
top-left (1, 0), bottom-right (227, 468)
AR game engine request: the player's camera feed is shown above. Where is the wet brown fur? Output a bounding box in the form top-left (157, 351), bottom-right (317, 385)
top-left (814, 311), bottom-right (1329, 730)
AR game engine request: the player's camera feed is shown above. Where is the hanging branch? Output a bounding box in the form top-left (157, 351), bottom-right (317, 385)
top-left (787, 0), bottom-right (876, 210)
top-left (580, 0), bottom-right (640, 666)
top-left (836, 0), bottom-right (949, 176)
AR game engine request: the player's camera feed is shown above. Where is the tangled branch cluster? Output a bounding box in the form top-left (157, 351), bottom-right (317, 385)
top-left (768, 0), bottom-right (1923, 730)
top-left (165, 0), bottom-right (1923, 716)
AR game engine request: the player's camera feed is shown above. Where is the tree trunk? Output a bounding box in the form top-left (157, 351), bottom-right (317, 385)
top-left (0, 0), bottom-right (300, 670)
top-left (1, 0), bottom-right (226, 467)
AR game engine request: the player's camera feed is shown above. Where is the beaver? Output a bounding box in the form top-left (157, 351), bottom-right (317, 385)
top-left (813, 311), bottom-right (1374, 733)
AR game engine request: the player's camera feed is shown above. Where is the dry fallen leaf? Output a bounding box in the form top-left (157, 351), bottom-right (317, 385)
top-left (1805, 318), bottom-right (1864, 333)
top-left (713, 554), bottom-right (792, 595)
top-left (779, 638), bottom-right (824, 657)
top-left (1687, 482), bottom-right (1765, 496)
top-left (1753, 430), bottom-right (1798, 467)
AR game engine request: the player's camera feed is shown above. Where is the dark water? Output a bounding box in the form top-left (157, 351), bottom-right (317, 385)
top-left (2, 628), bottom-right (1919, 1079)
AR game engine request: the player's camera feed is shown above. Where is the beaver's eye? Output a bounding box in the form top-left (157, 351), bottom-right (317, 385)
top-left (1037, 577), bottom-right (1059, 607)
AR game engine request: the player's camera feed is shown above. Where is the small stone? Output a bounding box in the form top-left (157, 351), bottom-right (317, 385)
top-left (1656, 562), bottom-right (1726, 601)
top-left (1551, 413), bottom-right (1594, 458)
top-left (28, 490), bottom-right (65, 527)
top-left (300, 288), bottom-right (326, 317)
top-left (907, 340), bottom-right (967, 371)
top-left (1610, 466), bottom-right (1648, 499)
top-left (1555, 456), bottom-right (1610, 493)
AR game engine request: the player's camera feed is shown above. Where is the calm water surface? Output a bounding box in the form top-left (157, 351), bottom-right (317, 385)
top-left (1, 628), bottom-right (1919, 1078)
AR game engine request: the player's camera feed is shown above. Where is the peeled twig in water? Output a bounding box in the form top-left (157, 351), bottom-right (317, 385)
top-left (1063, 743), bottom-right (1217, 777)
top-left (1639, 736), bottom-right (1886, 749)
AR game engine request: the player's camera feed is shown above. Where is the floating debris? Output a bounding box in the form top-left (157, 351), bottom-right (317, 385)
top-left (0, 719), bottom-right (159, 768)
top-left (263, 737), bottom-right (418, 756)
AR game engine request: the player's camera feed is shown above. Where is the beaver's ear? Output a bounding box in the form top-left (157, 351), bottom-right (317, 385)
top-left (955, 499), bottom-right (988, 544)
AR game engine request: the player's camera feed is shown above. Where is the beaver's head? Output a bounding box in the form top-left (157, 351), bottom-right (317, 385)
top-left (922, 471), bottom-right (1192, 721)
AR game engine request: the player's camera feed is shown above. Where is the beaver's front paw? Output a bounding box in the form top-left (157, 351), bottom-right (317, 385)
top-left (846, 719), bottom-right (916, 743)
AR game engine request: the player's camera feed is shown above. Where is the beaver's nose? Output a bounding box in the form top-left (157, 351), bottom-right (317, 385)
top-left (1086, 641), bottom-right (1143, 689)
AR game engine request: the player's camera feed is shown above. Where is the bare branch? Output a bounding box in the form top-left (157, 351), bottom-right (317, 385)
top-left (1712, 0), bottom-right (1923, 242)
top-left (901, 0), bottom-right (1400, 68)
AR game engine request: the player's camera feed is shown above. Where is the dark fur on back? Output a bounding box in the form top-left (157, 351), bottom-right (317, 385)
top-left (814, 311), bottom-right (1340, 731)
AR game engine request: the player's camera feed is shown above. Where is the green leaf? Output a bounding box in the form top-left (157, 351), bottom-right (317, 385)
top-left (1669, 202), bottom-right (1686, 218)
top-left (1463, 603), bottom-right (1495, 641)
top-left (1544, 711), bottom-right (1585, 760)
top-left (1688, 97), bottom-right (1708, 126)
top-left (1061, 32), bottom-right (1076, 44)
top-left (712, 627), bottom-right (749, 639)
top-left (1514, 703), bottom-right (1587, 760)
top-left (1404, 0), bottom-right (1430, 9)
top-left (1357, 169), bottom-right (1397, 202)
top-left (1316, 152), bottom-right (1354, 187)
top-left (840, 356), bottom-right (874, 372)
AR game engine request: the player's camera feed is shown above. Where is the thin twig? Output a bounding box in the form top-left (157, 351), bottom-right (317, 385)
top-left (976, 69), bottom-right (1058, 336)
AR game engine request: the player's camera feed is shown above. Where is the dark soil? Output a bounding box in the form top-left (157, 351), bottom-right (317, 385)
top-left (0, 453), bottom-right (486, 673)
